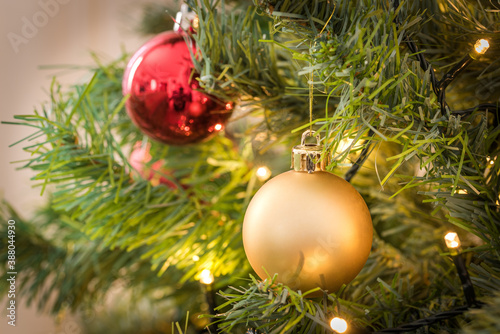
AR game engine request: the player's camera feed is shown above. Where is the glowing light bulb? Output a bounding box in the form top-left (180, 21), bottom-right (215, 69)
top-left (200, 269), bottom-right (214, 285)
top-left (474, 39), bottom-right (489, 55)
top-left (192, 255), bottom-right (200, 262)
top-left (444, 232), bottom-right (461, 249)
top-left (214, 123), bottom-right (223, 131)
top-left (330, 317), bottom-right (348, 333)
top-left (192, 17), bottom-right (199, 30)
top-left (334, 138), bottom-right (363, 159)
top-left (337, 138), bottom-right (354, 153)
top-left (256, 166), bottom-right (271, 181)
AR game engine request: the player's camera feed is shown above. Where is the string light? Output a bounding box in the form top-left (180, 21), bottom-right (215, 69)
top-left (437, 38), bottom-right (491, 114)
top-left (192, 255), bottom-right (200, 262)
top-left (444, 232), bottom-right (478, 306)
top-left (256, 166), bottom-right (271, 181)
top-left (473, 39), bottom-right (490, 55)
top-left (192, 17), bottom-right (199, 30)
top-left (484, 156), bottom-right (496, 180)
top-left (337, 138), bottom-right (354, 153)
top-left (214, 123), bottom-right (223, 131)
top-left (199, 269), bottom-right (218, 333)
top-left (330, 317), bottom-right (348, 333)
top-left (444, 232), bottom-right (461, 250)
top-left (469, 39), bottom-right (490, 60)
top-left (200, 269), bottom-right (214, 285)
top-left (335, 138), bottom-right (363, 154)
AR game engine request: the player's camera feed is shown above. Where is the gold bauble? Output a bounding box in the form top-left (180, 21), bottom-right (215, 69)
top-left (243, 170), bottom-right (373, 297)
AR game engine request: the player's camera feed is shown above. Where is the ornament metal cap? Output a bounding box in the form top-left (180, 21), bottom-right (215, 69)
top-left (174, 4), bottom-right (197, 32)
top-left (291, 130), bottom-right (328, 173)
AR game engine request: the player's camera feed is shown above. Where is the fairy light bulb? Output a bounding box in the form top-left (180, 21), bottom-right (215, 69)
top-left (192, 16), bottom-right (199, 30)
top-left (444, 232), bottom-right (461, 249)
top-left (192, 255), bottom-right (200, 262)
top-left (256, 166), bottom-right (271, 181)
top-left (336, 138), bottom-right (354, 154)
top-left (200, 269), bottom-right (214, 285)
top-left (474, 39), bottom-right (490, 55)
top-left (330, 317), bottom-right (348, 333)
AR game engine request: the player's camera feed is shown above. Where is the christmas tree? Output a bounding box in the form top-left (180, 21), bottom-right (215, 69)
top-left (2, 0), bottom-right (500, 333)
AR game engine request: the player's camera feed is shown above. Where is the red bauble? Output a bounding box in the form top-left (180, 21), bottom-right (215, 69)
top-left (129, 141), bottom-right (177, 189)
top-left (123, 31), bottom-right (233, 145)
top-left (129, 141), bottom-right (153, 179)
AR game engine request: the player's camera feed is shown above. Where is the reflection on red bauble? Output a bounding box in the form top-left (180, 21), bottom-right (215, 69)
top-left (123, 31), bottom-right (233, 145)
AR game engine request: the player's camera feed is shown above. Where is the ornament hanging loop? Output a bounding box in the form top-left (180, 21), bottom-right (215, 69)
top-left (301, 129), bottom-right (320, 146)
top-left (292, 130), bottom-right (329, 173)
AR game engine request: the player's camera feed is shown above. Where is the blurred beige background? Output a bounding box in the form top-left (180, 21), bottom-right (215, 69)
top-left (0, 0), bottom-right (173, 332)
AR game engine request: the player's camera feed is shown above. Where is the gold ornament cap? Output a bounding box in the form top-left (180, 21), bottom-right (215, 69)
top-left (291, 130), bottom-right (329, 173)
